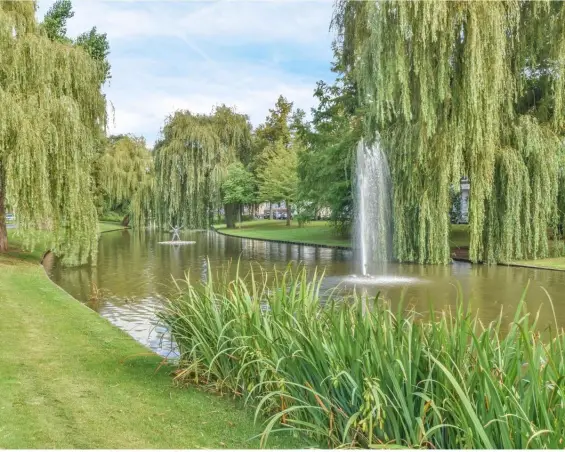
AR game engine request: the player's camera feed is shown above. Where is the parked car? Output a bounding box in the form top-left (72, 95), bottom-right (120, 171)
top-left (263, 210), bottom-right (271, 219)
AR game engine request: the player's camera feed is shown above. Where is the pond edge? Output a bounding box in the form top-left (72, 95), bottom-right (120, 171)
top-left (212, 226), bottom-right (565, 272)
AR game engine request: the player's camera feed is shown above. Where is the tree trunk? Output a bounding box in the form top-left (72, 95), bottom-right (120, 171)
top-left (269, 202), bottom-right (273, 220)
top-left (121, 214), bottom-right (130, 227)
top-left (286, 200), bottom-right (291, 227)
top-left (0, 164), bottom-right (7, 253)
top-left (225, 203), bottom-right (237, 229)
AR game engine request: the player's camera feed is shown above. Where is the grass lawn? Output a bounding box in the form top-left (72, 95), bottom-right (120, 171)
top-left (0, 237), bottom-right (299, 448)
top-left (509, 257), bottom-right (565, 271)
top-left (98, 221), bottom-right (127, 233)
top-left (216, 220), bottom-right (472, 250)
top-left (216, 221), bottom-right (565, 271)
top-left (449, 224), bottom-right (470, 248)
top-left (215, 219), bottom-right (351, 247)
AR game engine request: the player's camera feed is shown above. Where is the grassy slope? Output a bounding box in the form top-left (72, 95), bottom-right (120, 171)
top-left (0, 232), bottom-right (297, 448)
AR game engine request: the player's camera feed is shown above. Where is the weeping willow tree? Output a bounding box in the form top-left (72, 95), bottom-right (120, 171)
top-left (97, 134), bottom-right (152, 226)
top-left (0, 1), bottom-right (107, 264)
top-left (153, 105), bottom-right (251, 229)
top-left (333, 1), bottom-right (565, 264)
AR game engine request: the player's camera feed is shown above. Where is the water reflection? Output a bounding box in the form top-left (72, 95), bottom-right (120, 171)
top-left (44, 229), bottom-right (565, 356)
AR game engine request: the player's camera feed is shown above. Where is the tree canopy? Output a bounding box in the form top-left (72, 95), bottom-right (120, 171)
top-left (222, 162), bottom-right (255, 207)
top-left (97, 135), bottom-right (152, 225)
top-left (221, 162), bottom-right (256, 228)
top-left (334, 0), bottom-right (565, 264)
top-left (153, 106), bottom-right (251, 229)
top-left (42, 0), bottom-right (111, 84)
top-left (0, 0), bottom-right (107, 264)
top-left (257, 140), bottom-right (299, 226)
top-left (296, 48), bottom-right (362, 235)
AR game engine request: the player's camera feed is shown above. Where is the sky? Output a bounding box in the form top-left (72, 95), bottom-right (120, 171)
top-left (36, 0), bottom-right (337, 147)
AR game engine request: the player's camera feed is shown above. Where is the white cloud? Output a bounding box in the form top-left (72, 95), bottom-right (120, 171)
top-left (37, 0), bottom-right (336, 147)
top-left (39, 0), bottom-right (334, 45)
top-left (104, 58), bottom-right (322, 145)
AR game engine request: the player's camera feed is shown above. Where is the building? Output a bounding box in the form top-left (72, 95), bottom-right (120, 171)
top-left (451, 177), bottom-right (470, 224)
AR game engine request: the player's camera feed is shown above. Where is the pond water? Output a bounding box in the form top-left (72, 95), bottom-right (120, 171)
top-left (44, 228), bottom-right (565, 357)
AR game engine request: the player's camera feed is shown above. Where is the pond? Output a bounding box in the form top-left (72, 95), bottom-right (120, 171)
top-left (44, 229), bottom-right (565, 357)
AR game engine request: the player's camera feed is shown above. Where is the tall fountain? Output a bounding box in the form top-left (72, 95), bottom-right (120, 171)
top-left (354, 138), bottom-right (393, 276)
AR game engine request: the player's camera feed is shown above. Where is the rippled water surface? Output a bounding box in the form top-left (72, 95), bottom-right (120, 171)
top-left (44, 228), bottom-right (565, 356)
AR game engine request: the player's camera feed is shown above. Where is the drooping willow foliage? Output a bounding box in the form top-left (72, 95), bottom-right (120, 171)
top-left (333, 1), bottom-right (565, 264)
top-left (97, 135), bottom-right (152, 225)
top-left (0, 1), bottom-right (107, 264)
top-left (153, 106), bottom-right (251, 229)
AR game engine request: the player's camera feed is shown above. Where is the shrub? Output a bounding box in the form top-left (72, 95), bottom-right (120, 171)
top-left (161, 263), bottom-right (565, 448)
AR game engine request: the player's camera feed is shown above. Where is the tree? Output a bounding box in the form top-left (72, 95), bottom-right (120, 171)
top-left (253, 95), bottom-right (295, 219)
top-left (42, 0), bottom-right (111, 84)
top-left (296, 47), bottom-right (362, 236)
top-left (0, 1), bottom-right (107, 264)
top-left (41, 0), bottom-right (73, 43)
top-left (221, 162), bottom-right (255, 228)
top-left (75, 26), bottom-right (111, 85)
top-left (255, 95), bottom-right (294, 149)
top-left (97, 135), bottom-right (152, 226)
top-left (41, 0), bottom-right (112, 218)
top-left (333, 1), bottom-right (565, 264)
top-left (153, 106), bottom-right (251, 229)
top-left (257, 140), bottom-right (299, 226)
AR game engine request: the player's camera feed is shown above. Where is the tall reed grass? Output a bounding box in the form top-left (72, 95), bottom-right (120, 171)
top-left (160, 263), bottom-right (565, 448)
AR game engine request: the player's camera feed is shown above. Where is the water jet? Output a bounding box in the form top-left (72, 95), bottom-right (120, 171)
top-left (354, 138), bottom-right (393, 276)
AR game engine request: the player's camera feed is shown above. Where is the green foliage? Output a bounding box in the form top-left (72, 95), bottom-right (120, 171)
top-left (296, 50), bottom-right (362, 237)
top-left (255, 95), bottom-right (294, 149)
top-left (221, 162), bottom-right (256, 206)
top-left (257, 140), bottom-right (298, 204)
top-left (97, 135), bottom-right (152, 226)
top-left (163, 265), bottom-right (565, 449)
top-left (153, 106), bottom-right (251, 229)
top-left (0, 1), bottom-right (107, 264)
top-left (75, 26), bottom-right (111, 84)
top-left (334, 1), bottom-right (565, 264)
top-left (41, 0), bottom-right (73, 43)
top-left (41, 0), bottom-right (111, 85)
top-left (450, 188), bottom-right (463, 224)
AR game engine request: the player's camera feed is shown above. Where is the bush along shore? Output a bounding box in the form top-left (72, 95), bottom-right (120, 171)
top-left (161, 263), bottom-right (565, 449)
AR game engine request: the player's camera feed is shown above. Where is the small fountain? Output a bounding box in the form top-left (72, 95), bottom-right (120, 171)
top-left (158, 224), bottom-right (196, 245)
top-left (355, 138), bottom-right (393, 275)
top-left (345, 138), bottom-right (421, 287)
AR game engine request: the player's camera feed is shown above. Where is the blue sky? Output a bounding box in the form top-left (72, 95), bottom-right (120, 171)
top-left (36, 0), bottom-right (336, 146)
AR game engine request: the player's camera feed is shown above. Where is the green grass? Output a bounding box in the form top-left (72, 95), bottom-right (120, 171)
top-left (449, 224), bottom-right (470, 248)
top-left (217, 220), bottom-right (472, 251)
top-left (217, 221), bottom-right (565, 271)
top-left (510, 257), bottom-right (565, 270)
top-left (99, 210), bottom-right (126, 223)
top-left (215, 220), bottom-right (350, 248)
top-left (163, 264), bottom-right (565, 449)
top-left (98, 221), bottom-right (127, 233)
top-left (0, 242), bottom-right (299, 448)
